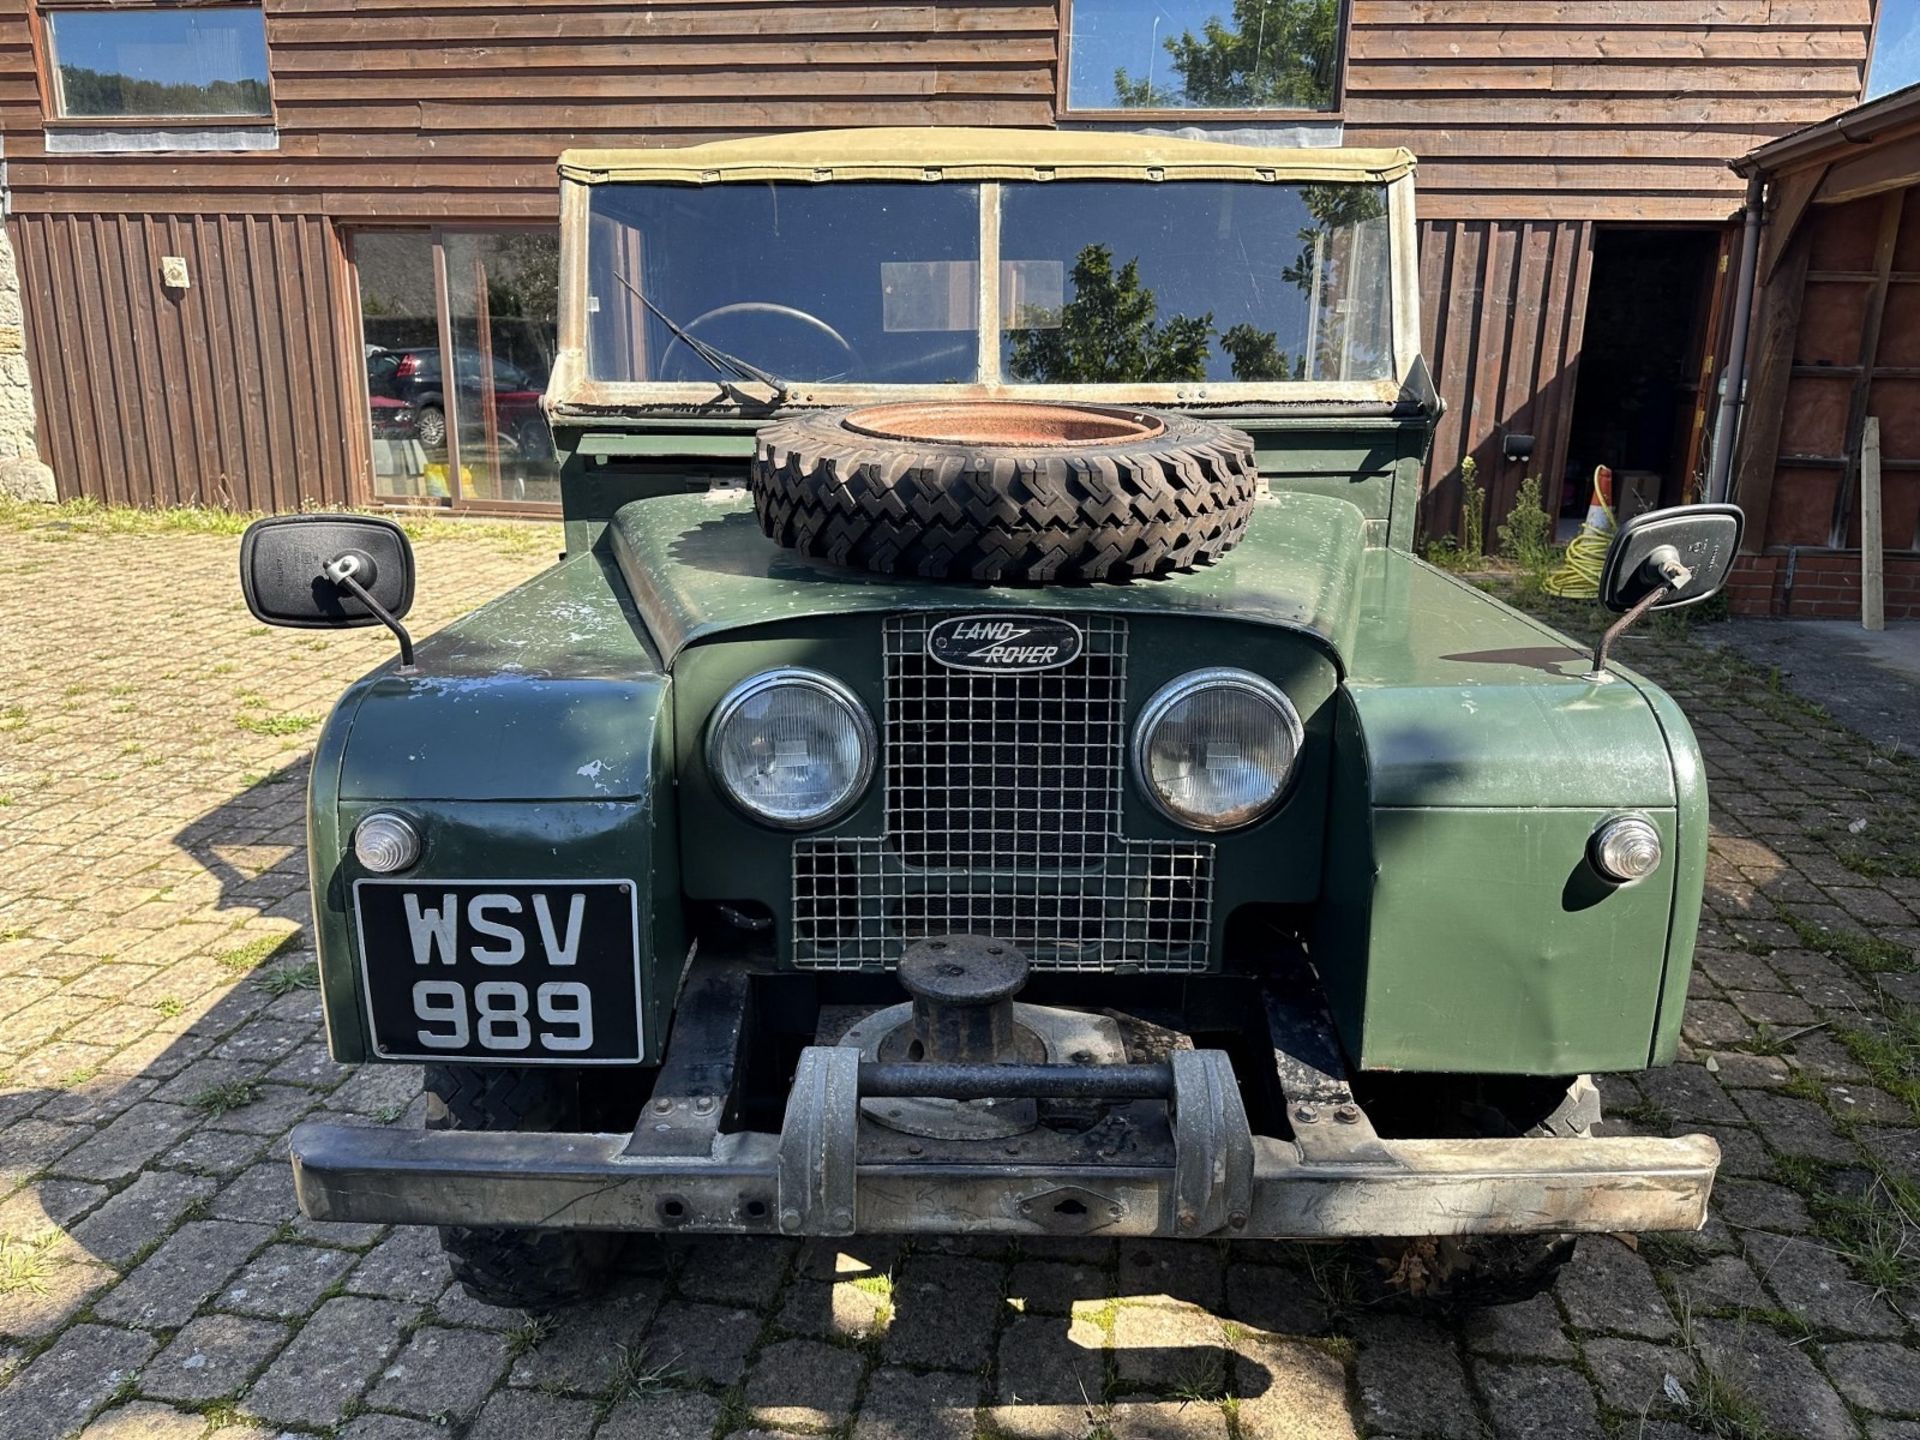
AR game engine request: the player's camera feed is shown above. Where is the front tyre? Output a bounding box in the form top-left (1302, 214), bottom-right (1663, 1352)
top-left (425, 1065), bottom-right (625, 1308)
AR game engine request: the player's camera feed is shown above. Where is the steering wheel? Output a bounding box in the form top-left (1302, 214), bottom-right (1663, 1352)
top-left (657, 301), bottom-right (862, 381)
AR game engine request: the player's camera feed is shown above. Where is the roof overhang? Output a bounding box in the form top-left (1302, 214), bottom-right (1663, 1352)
top-left (558, 127), bottom-right (1416, 187)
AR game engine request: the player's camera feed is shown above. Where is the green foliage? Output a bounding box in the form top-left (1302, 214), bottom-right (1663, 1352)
top-left (1008, 244), bottom-right (1212, 383)
top-left (192, 1079), bottom-right (263, 1116)
top-left (254, 962), bottom-right (321, 998)
top-left (1111, 0), bottom-right (1340, 111)
top-left (235, 713), bottom-right (321, 737)
top-left (59, 65), bottom-right (268, 119)
top-left (1496, 477), bottom-right (1556, 575)
top-left (1008, 244), bottom-right (1289, 385)
top-left (1459, 455), bottom-right (1485, 560)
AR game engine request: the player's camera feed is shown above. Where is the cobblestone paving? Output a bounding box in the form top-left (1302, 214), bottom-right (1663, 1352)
top-left (2, 520), bottom-right (1919, 1439)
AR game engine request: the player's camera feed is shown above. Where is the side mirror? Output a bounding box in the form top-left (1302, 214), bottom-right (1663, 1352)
top-left (1587, 503), bottom-right (1743, 679)
top-left (1599, 504), bottom-right (1743, 614)
top-left (239, 514), bottom-right (417, 668)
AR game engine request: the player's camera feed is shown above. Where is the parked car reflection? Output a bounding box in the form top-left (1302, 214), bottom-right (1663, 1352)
top-left (366, 346), bottom-right (551, 458)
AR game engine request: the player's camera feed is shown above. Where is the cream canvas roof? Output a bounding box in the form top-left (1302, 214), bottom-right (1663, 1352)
top-left (558, 127), bottom-right (1415, 186)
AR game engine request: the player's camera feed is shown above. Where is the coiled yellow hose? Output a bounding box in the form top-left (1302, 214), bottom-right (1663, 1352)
top-left (1544, 515), bottom-right (1613, 598)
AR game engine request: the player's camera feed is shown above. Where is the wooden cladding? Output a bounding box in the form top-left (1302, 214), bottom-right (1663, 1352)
top-left (13, 211), bottom-right (365, 511)
top-left (1345, 0), bottom-right (1872, 222)
top-left (1418, 217), bottom-right (1595, 542)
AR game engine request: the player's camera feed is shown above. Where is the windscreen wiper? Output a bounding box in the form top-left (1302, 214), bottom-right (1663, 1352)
top-left (610, 271), bottom-right (792, 406)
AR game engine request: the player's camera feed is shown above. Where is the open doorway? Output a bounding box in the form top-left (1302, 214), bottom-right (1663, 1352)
top-left (1559, 228), bottom-right (1725, 533)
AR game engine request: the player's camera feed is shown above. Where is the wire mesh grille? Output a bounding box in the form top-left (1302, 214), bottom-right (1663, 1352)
top-left (792, 614), bottom-right (1214, 972)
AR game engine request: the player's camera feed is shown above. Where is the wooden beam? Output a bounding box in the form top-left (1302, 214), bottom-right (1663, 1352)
top-left (1732, 223), bottom-right (1812, 552)
top-left (1829, 189), bottom-right (1905, 546)
top-left (1816, 128), bottom-right (1920, 204)
top-left (1861, 415), bottom-right (1884, 630)
top-left (1760, 164), bottom-right (1825, 283)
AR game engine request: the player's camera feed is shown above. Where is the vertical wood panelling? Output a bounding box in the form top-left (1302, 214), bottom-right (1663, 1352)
top-left (1418, 217), bottom-right (1595, 541)
top-left (12, 212), bottom-right (359, 511)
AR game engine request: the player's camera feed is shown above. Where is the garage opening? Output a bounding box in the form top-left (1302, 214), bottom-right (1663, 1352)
top-left (1559, 228), bottom-right (1725, 534)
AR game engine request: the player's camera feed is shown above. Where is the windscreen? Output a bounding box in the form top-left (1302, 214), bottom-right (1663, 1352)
top-left (584, 178), bottom-right (1393, 387)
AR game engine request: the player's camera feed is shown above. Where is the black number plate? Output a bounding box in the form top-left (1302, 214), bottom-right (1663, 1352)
top-left (353, 879), bottom-right (643, 1064)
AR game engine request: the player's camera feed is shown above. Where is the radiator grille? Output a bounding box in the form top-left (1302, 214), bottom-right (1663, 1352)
top-left (791, 613), bottom-right (1214, 972)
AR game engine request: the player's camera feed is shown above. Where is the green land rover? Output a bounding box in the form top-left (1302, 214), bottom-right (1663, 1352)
top-left (239, 129), bottom-right (1738, 1308)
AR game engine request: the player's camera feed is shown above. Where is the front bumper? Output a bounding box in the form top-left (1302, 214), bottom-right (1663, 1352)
top-left (290, 1041), bottom-right (1719, 1240)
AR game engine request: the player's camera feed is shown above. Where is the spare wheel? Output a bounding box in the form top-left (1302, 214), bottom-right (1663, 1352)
top-left (750, 401), bottom-right (1260, 583)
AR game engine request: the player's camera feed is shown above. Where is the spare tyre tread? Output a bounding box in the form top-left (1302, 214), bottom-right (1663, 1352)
top-left (751, 406), bottom-right (1259, 584)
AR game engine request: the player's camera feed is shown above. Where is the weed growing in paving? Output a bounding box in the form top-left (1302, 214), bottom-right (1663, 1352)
top-left (504, 1315), bottom-right (556, 1359)
top-left (0, 1236), bottom-right (59, 1296)
top-left (152, 996), bottom-right (183, 1018)
top-left (192, 1079), bottom-right (263, 1116)
top-left (234, 712), bottom-right (321, 737)
top-left (254, 962), bottom-right (320, 997)
top-left (217, 933), bottom-right (296, 974)
top-left (1834, 1003), bottom-right (1920, 1118)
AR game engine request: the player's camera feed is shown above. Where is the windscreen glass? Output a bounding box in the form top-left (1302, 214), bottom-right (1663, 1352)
top-left (1000, 180), bottom-right (1392, 384)
top-left (586, 183), bottom-right (982, 385)
top-left (583, 177), bottom-right (1393, 387)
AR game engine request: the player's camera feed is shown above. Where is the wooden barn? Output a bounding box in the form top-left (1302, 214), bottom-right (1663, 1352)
top-left (1725, 80), bottom-right (1920, 619)
top-left (0, 0), bottom-right (1884, 531)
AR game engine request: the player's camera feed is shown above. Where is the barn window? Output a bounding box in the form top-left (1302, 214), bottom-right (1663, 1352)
top-left (1061, 0), bottom-right (1344, 116)
top-left (43, 5), bottom-right (272, 120)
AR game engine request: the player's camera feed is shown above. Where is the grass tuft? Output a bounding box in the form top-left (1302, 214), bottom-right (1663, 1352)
top-left (217, 933), bottom-right (297, 975)
top-left (0, 1236), bottom-right (59, 1295)
top-left (234, 712), bottom-right (321, 737)
top-left (253, 962), bottom-right (320, 997)
top-left (192, 1079), bottom-right (263, 1116)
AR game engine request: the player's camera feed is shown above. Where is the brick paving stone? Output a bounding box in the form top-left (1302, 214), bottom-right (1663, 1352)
top-left (347, 1225), bottom-right (449, 1303)
top-left (884, 1254), bottom-right (1003, 1371)
top-left (93, 1219), bottom-right (274, 1329)
top-left (852, 1367), bottom-right (981, 1440)
top-left (1112, 1303), bottom-right (1227, 1392)
top-left (1555, 1236), bottom-right (1678, 1339)
top-left (1227, 1331), bottom-right (1360, 1440)
top-left (337, 1418), bottom-right (448, 1440)
top-left (72, 1401), bottom-right (207, 1439)
top-left (1011, 1259), bottom-right (1113, 1315)
top-left (365, 1325), bottom-right (509, 1421)
top-left (1670, 1252), bottom-right (1770, 1312)
top-left (67, 1171), bottom-right (217, 1266)
top-left (465, 1388), bottom-right (599, 1440)
top-left (1474, 1361), bottom-right (1604, 1440)
top-left (1638, 1062), bottom-right (1745, 1123)
top-left (996, 1310), bottom-right (1107, 1426)
top-left (0, 1118), bottom-right (88, 1185)
top-left (0, 1322), bottom-right (159, 1440)
top-left (141, 1313), bottom-right (287, 1402)
top-left (595, 1389), bottom-right (724, 1440)
top-left (1744, 1231), bottom-right (1906, 1336)
top-left (1118, 1241), bottom-right (1225, 1310)
top-left (49, 1103), bottom-right (197, 1182)
top-left (1461, 1294), bottom-right (1574, 1360)
top-left (1682, 1000), bottom-right (1755, 1049)
top-left (744, 1337), bottom-right (866, 1429)
top-left (1824, 1342), bottom-right (1920, 1414)
top-left (1737, 1090), bottom-right (1869, 1161)
top-left (1711, 1178), bottom-right (1812, 1233)
top-left (673, 1234), bottom-right (794, 1307)
top-left (1107, 1401), bottom-right (1232, 1438)
top-left (0, 1252), bottom-right (116, 1339)
top-left (634, 1298), bottom-right (757, 1387)
top-left (1220, 1261), bottom-right (1329, 1337)
top-left (244, 1295), bottom-right (416, 1427)
top-left (1581, 1338), bottom-right (1696, 1417)
top-left (1351, 1314), bottom-right (1480, 1440)
top-left (1694, 1318), bottom-right (1855, 1440)
top-left (218, 1242), bottom-right (355, 1318)
top-left (0, 1177), bottom-right (110, 1243)
top-left (505, 1283), bottom-right (664, 1394)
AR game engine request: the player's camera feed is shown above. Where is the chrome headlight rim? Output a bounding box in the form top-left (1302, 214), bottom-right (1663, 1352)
top-left (706, 667), bottom-right (877, 831)
top-left (1132, 667), bottom-right (1304, 833)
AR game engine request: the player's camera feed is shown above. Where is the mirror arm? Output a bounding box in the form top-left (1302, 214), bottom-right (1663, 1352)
top-left (323, 553), bottom-right (416, 673)
top-left (1586, 583), bottom-right (1670, 683)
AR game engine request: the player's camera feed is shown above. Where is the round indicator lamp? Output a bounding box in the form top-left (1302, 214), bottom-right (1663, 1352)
top-left (1590, 815), bottom-right (1662, 884)
top-left (353, 813), bottom-right (422, 874)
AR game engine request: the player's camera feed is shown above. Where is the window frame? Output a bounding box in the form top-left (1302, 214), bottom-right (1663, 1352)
top-left (549, 171), bottom-right (1416, 417)
top-left (1055, 0), bottom-right (1350, 122)
top-left (32, 0), bottom-right (278, 129)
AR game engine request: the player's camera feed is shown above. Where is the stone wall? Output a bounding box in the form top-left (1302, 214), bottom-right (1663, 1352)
top-left (0, 221), bottom-right (52, 501)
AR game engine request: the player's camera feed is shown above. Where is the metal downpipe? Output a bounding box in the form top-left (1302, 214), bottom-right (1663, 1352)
top-left (1707, 172), bottom-right (1766, 504)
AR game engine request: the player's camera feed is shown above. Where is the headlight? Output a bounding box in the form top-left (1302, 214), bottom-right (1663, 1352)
top-left (1133, 669), bottom-right (1302, 832)
top-left (707, 668), bottom-right (876, 829)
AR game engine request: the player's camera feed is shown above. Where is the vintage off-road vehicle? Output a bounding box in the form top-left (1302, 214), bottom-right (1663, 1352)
top-left (242, 130), bottom-right (1738, 1307)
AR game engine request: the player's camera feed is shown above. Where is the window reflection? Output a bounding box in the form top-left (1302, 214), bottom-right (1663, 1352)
top-left (49, 8), bottom-right (272, 119)
top-left (356, 230), bottom-right (560, 507)
top-left (1066, 0), bottom-right (1343, 113)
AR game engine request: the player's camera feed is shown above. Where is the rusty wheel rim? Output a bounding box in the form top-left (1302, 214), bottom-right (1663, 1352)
top-left (841, 401), bottom-right (1166, 448)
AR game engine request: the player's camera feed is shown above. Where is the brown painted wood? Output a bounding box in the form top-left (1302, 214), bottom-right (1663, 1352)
top-left (1735, 225), bottom-right (1814, 551)
top-left (1830, 189), bottom-right (1906, 544)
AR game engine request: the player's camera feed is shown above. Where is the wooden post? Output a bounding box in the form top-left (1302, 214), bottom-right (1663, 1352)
top-left (1862, 415), bottom-right (1884, 633)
